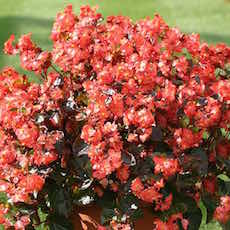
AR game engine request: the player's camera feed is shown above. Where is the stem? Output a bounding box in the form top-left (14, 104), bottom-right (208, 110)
top-left (51, 64), bottom-right (64, 77)
top-left (41, 72), bottom-right (46, 80)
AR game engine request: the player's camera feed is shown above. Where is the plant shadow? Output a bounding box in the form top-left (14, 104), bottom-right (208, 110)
top-left (198, 32), bottom-right (230, 45)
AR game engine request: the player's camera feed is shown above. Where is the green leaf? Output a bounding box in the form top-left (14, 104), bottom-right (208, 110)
top-left (38, 208), bottom-right (48, 222)
top-left (217, 174), bottom-right (230, 182)
top-left (191, 126), bottom-right (200, 133)
top-left (220, 128), bottom-right (230, 140)
top-left (220, 128), bottom-right (227, 136)
top-left (180, 116), bottom-right (190, 128)
top-left (0, 224), bottom-right (5, 230)
top-left (199, 220), bottom-right (222, 230)
top-left (0, 192), bottom-right (8, 204)
top-left (35, 223), bottom-right (50, 230)
top-left (173, 48), bottom-right (193, 60)
top-left (215, 68), bottom-right (226, 77)
top-left (198, 200), bottom-right (207, 228)
top-left (182, 48), bottom-right (193, 60)
top-left (202, 131), bottom-right (210, 140)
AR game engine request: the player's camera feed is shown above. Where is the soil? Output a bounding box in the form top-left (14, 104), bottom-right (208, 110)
top-left (72, 204), bottom-right (155, 230)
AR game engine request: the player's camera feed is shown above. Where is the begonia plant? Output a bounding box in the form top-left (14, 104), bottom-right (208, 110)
top-left (0, 4), bottom-right (230, 230)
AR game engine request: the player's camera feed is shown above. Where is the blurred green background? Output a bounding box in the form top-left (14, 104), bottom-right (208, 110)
top-left (0, 0), bottom-right (230, 71)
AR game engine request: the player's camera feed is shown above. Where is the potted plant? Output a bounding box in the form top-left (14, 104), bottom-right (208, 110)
top-left (0, 4), bottom-right (230, 230)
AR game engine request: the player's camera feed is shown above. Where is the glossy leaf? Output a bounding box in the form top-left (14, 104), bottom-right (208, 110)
top-left (49, 187), bottom-right (72, 218)
top-left (150, 126), bottom-right (163, 142)
top-left (217, 174), bottom-right (230, 182)
top-left (101, 208), bottom-right (116, 225)
top-left (0, 192), bottom-right (8, 204)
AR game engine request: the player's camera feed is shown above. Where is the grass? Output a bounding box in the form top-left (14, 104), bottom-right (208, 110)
top-left (0, 0), bottom-right (230, 71)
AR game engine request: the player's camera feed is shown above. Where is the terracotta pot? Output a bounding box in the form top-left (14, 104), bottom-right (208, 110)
top-left (72, 204), bottom-right (154, 230)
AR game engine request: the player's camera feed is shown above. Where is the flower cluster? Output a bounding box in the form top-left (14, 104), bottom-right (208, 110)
top-left (4, 34), bottom-right (51, 74)
top-left (153, 213), bottom-right (189, 230)
top-left (1, 37), bottom-right (84, 227)
top-left (1, 4), bottom-right (230, 230)
top-left (214, 196), bottom-right (230, 224)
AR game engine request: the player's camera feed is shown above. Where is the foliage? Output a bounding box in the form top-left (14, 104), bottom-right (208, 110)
top-left (0, 4), bottom-right (230, 230)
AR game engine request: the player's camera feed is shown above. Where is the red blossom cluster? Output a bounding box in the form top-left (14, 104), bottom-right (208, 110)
top-left (131, 177), bottom-right (173, 211)
top-left (4, 34), bottom-right (51, 74)
top-left (0, 58), bottom-right (81, 227)
top-left (153, 155), bottom-right (180, 179)
top-left (214, 196), bottom-right (230, 224)
top-left (56, 4), bottom-right (230, 214)
top-left (47, 4), bottom-right (230, 228)
top-left (153, 213), bottom-right (189, 230)
top-left (0, 204), bottom-right (30, 230)
top-left (1, 4), bottom-right (230, 230)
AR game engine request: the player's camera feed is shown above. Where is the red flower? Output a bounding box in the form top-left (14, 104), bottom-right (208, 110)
top-left (3, 34), bottom-right (18, 55)
top-left (153, 213), bottom-right (188, 230)
top-left (0, 143), bottom-right (17, 165)
top-left (18, 174), bottom-right (44, 193)
top-left (116, 164), bottom-right (130, 183)
top-left (153, 155), bottom-right (180, 179)
top-left (110, 221), bottom-right (132, 230)
top-left (2, 4), bottom-right (230, 228)
top-left (0, 204), bottom-right (9, 225)
top-left (81, 125), bottom-right (102, 144)
top-left (153, 219), bottom-right (168, 230)
top-left (203, 176), bottom-right (217, 194)
top-left (131, 177), bottom-right (164, 203)
top-left (216, 141), bottom-right (230, 159)
top-left (172, 56), bottom-right (188, 79)
top-left (211, 80), bottom-right (230, 101)
top-left (131, 177), bottom-right (144, 194)
top-left (173, 128), bottom-right (203, 152)
top-left (14, 216), bottom-right (30, 230)
top-left (109, 93), bottom-right (124, 118)
top-left (214, 196), bottom-right (230, 224)
top-left (155, 193), bottom-right (173, 211)
top-left (15, 122), bottom-right (39, 148)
